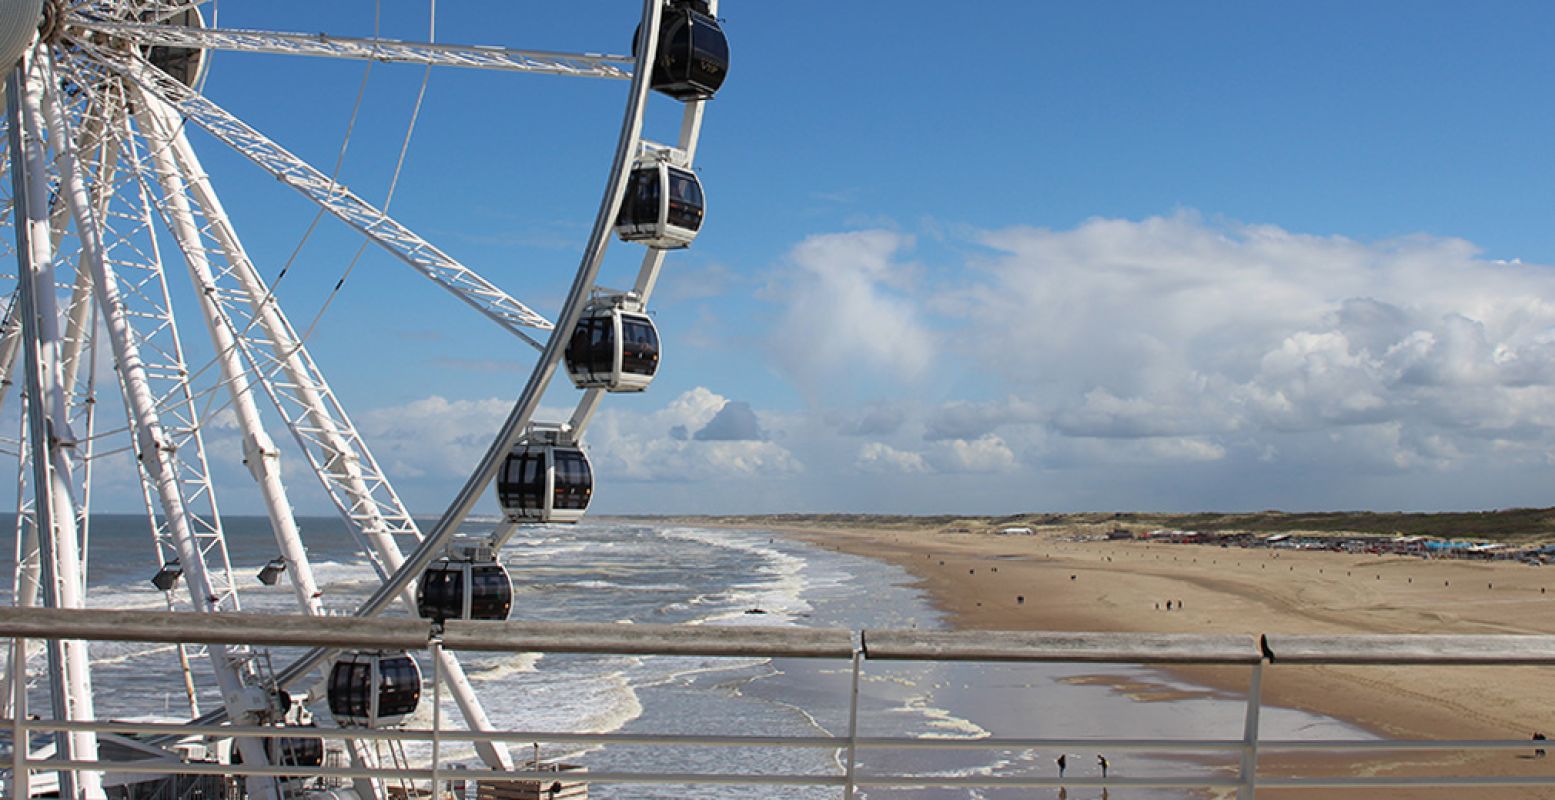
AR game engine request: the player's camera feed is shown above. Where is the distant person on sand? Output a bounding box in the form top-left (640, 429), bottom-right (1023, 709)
top-left (1165, 600), bottom-right (1172, 611)
top-left (1535, 731), bottom-right (1547, 757)
top-left (1056, 753), bottom-right (1066, 777)
top-left (1097, 753), bottom-right (1109, 778)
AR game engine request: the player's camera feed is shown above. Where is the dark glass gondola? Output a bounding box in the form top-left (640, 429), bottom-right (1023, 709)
top-left (327, 652), bottom-right (421, 727)
top-left (565, 297), bottom-right (660, 392)
top-left (233, 726), bottom-right (324, 770)
top-left (497, 425), bottom-right (593, 524)
top-left (616, 157), bottom-right (704, 249)
top-left (269, 732), bottom-right (325, 769)
top-left (142, 8), bottom-right (209, 87)
top-left (644, 0), bottom-right (729, 102)
top-left (417, 556), bottom-right (513, 622)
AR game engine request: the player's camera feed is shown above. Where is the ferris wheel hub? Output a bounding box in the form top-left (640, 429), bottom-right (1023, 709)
top-left (0, 0), bottom-right (42, 66)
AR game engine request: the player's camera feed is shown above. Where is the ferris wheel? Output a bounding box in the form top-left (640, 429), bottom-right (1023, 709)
top-left (0, 0), bottom-right (729, 798)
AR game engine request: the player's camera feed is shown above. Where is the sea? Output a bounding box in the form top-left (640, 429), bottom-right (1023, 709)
top-left (4, 515), bottom-right (1371, 799)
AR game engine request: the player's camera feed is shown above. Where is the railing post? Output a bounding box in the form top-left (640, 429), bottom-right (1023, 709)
top-left (432, 636), bottom-right (443, 799)
top-left (1238, 660), bottom-right (1264, 800)
top-left (844, 649), bottom-right (861, 800)
top-left (11, 635), bottom-right (27, 799)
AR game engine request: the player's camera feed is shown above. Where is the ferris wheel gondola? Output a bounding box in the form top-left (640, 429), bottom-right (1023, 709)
top-left (616, 150), bottom-right (705, 249)
top-left (327, 652), bottom-right (422, 728)
top-left (565, 293), bottom-right (660, 392)
top-left (497, 424), bottom-right (594, 524)
top-left (417, 551), bottom-right (514, 623)
top-left (231, 725), bottom-right (325, 770)
top-left (645, 0), bottom-right (729, 102)
top-left (140, 7), bottom-right (207, 86)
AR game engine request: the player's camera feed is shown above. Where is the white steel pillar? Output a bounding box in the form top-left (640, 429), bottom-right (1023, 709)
top-left (31, 53), bottom-right (278, 793)
top-left (134, 101), bottom-right (324, 618)
top-left (6, 55), bottom-right (103, 800)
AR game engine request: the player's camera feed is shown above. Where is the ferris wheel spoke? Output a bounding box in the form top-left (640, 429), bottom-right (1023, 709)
top-left (68, 36), bottom-right (553, 347)
top-left (77, 21), bottom-right (634, 80)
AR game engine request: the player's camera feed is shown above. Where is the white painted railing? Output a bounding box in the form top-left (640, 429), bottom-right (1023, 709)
top-left (1, 608), bottom-right (1553, 798)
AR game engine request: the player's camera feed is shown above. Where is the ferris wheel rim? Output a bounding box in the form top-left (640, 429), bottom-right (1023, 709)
top-left (1, 0), bottom-right (725, 789)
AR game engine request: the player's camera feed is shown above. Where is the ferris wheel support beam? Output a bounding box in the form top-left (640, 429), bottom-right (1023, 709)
top-left (82, 21), bottom-right (635, 80)
top-left (134, 97), bottom-right (515, 774)
top-left (72, 37), bottom-right (553, 345)
top-left (7, 55), bottom-right (104, 800)
top-left (0, 297), bottom-right (21, 411)
top-left (136, 101), bottom-right (325, 619)
top-left (0, 98), bottom-right (110, 421)
top-left (34, 53), bottom-right (280, 791)
top-left (55, 106), bottom-right (115, 401)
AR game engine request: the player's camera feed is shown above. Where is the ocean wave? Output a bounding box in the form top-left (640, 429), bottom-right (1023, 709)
top-left (466, 652), bottom-right (544, 681)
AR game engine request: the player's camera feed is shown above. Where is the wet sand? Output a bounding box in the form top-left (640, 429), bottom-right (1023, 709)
top-left (776, 523), bottom-right (1555, 798)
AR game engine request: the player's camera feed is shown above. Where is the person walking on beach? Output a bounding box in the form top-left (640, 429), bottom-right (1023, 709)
top-left (1534, 731), bottom-right (1547, 757)
top-left (1056, 753), bottom-right (1066, 778)
top-left (1097, 753), bottom-right (1109, 778)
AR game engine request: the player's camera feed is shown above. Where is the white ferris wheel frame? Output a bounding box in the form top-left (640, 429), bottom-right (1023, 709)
top-left (0, 0), bottom-right (717, 797)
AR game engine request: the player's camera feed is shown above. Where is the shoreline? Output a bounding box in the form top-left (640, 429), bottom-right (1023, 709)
top-left (754, 522), bottom-right (1555, 797)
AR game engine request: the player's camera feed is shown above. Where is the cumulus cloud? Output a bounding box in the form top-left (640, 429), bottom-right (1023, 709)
top-left (693, 401), bottom-right (765, 441)
top-left (926, 435), bottom-right (1018, 474)
top-left (585, 388), bottom-right (802, 483)
top-left (855, 442), bottom-right (929, 474)
top-left (950, 212), bottom-right (1555, 476)
top-left (356, 396), bottom-right (512, 478)
top-left (767, 230), bottom-right (937, 397)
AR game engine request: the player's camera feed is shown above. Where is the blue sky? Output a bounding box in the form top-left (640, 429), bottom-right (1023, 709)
top-left (38, 1), bottom-right (1555, 516)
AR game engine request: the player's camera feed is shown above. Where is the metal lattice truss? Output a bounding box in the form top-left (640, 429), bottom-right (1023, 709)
top-left (69, 36), bottom-right (555, 346)
top-left (82, 20), bottom-right (635, 80)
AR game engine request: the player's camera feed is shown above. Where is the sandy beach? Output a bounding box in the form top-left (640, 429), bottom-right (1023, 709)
top-left (771, 521), bottom-right (1555, 798)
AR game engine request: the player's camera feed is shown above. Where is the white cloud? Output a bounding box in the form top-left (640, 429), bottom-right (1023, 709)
top-left (767, 230), bottom-right (937, 398)
top-left (356, 396), bottom-right (512, 479)
top-left (952, 213), bottom-right (1555, 473)
top-left (584, 388), bottom-right (803, 483)
top-left (926, 435), bottom-right (1018, 474)
top-left (855, 442), bottom-right (928, 474)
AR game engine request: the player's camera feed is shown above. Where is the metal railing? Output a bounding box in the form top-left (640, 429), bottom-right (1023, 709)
top-left (1, 607), bottom-right (1553, 798)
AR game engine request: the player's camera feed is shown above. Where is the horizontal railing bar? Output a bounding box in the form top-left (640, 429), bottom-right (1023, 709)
top-left (851, 775), bottom-right (1555, 789)
top-left (14, 718), bottom-right (844, 749)
top-left (1258, 738), bottom-right (1552, 751)
top-left (27, 758), bottom-right (851, 787)
top-left (9, 718), bottom-right (1259, 753)
top-left (1263, 633), bottom-right (1555, 665)
top-left (865, 629), bottom-right (1263, 663)
top-left (442, 619), bottom-right (856, 658)
top-left (0, 607), bottom-right (430, 649)
top-left (1257, 775), bottom-right (1555, 788)
top-left (3, 609), bottom-right (1555, 668)
top-left (24, 757), bottom-right (1555, 791)
top-left (850, 777), bottom-right (1241, 789)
